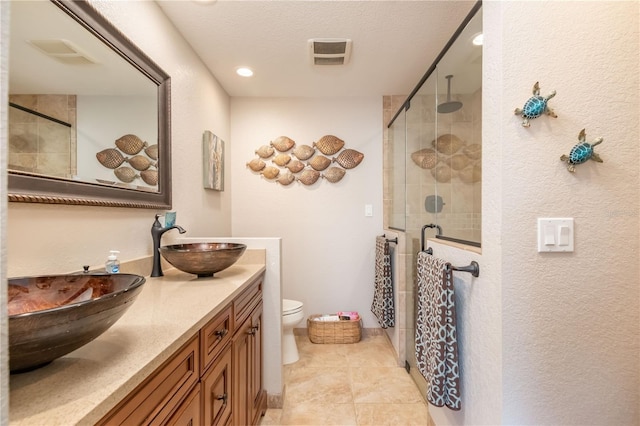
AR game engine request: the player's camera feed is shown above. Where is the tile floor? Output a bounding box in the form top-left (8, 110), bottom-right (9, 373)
top-left (259, 332), bottom-right (432, 425)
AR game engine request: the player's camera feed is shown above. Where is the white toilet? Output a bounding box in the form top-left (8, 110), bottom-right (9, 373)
top-left (282, 299), bottom-right (304, 365)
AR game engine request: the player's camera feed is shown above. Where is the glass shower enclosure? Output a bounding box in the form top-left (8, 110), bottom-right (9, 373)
top-left (386, 4), bottom-right (482, 399)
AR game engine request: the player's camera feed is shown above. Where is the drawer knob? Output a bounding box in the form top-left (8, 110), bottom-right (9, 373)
top-left (214, 329), bottom-right (228, 340)
top-left (215, 393), bottom-right (228, 403)
top-left (246, 325), bottom-right (259, 336)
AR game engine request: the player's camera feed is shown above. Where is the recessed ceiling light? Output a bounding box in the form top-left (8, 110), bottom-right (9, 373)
top-left (236, 67), bottom-right (253, 77)
top-left (472, 33), bottom-right (483, 46)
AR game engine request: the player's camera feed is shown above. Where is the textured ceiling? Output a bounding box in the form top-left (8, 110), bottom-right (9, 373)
top-left (157, 0), bottom-right (478, 98)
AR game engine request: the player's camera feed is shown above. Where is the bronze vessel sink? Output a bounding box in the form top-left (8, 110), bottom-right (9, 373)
top-left (159, 242), bottom-right (247, 277)
top-left (8, 273), bottom-right (145, 373)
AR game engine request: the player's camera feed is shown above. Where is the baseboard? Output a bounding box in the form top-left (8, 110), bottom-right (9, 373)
top-left (267, 388), bottom-right (285, 409)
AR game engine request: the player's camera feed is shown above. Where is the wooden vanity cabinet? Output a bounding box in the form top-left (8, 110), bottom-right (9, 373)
top-left (98, 274), bottom-right (265, 426)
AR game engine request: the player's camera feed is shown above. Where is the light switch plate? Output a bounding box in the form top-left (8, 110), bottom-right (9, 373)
top-left (537, 218), bottom-right (574, 252)
top-left (364, 204), bottom-right (373, 217)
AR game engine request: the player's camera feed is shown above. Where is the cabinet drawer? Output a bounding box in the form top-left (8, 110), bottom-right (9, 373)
top-left (162, 385), bottom-right (201, 426)
top-left (99, 335), bottom-right (200, 426)
top-left (233, 277), bottom-right (262, 330)
top-left (200, 304), bottom-right (232, 375)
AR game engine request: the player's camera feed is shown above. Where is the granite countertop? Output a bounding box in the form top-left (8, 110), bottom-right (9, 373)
top-left (9, 252), bottom-right (266, 426)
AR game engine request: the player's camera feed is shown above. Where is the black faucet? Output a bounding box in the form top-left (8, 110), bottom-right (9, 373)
top-left (151, 214), bottom-right (186, 277)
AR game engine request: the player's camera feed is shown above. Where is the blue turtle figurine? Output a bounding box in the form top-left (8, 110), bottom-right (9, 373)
top-left (560, 129), bottom-right (603, 173)
top-left (514, 82), bottom-right (557, 127)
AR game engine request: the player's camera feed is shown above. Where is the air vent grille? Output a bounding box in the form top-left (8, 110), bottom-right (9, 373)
top-left (309, 38), bottom-right (352, 65)
top-left (29, 39), bottom-right (97, 65)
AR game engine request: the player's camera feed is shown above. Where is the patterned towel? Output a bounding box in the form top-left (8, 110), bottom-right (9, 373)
top-left (415, 251), bottom-right (461, 410)
top-left (371, 236), bottom-right (395, 328)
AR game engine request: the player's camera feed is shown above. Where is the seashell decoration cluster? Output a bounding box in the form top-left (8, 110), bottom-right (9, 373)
top-left (410, 133), bottom-right (481, 184)
top-left (247, 134), bottom-right (364, 186)
top-left (95, 134), bottom-right (159, 186)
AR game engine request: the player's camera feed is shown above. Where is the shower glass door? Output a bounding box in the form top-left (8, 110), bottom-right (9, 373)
top-left (403, 70), bottom-right (437, 397)
top-left (433, 9), bottom-right (483, 244)
top-left (403, 4), bottom-right (482, 397)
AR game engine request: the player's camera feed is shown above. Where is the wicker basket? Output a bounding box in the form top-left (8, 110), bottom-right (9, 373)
top-left (307, 314), bottom-right (362, 344)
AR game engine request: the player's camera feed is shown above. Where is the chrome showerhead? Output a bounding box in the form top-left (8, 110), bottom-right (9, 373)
top-left (437, 75), bottom-right (463, 114)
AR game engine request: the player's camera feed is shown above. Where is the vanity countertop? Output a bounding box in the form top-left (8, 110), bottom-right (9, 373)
top-left (8, 253), bottom-right (266, 425)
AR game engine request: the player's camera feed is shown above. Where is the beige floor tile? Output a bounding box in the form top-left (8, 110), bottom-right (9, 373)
top-left (351, 367), bottom-right (425, 404)
top-left (294, 340), bottom-right (350, 368)
top-left (280, 401), bottom-right (357, 425)
top-left (345, 340), bottom-right (398, 367)
top-left (285, 366), bottom-right (353, 404)
top-left (355, 403), bottom-right (430, 426)
top-left (279, 328), bottom-right (428, 426)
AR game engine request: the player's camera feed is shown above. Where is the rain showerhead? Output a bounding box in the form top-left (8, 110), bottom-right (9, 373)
top-left (437, 75), bottom-right (463, 114)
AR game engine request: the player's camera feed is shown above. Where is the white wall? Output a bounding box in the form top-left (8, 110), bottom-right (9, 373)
top-left (496, 2), bottom-right (639, 424)
top-left (7, 0), bottom-right (232, 277)
top-left (230, 97), bottom-right (384, 328)
top-left (431, 2), bottom-right (639, 425)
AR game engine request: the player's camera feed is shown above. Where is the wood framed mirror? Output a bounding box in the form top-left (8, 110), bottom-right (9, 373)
top-left (8, 0), bottom-right (171, 209)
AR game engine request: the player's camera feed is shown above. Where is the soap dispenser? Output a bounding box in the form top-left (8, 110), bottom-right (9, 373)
top-left (105, 250), bottom-right (120, 273)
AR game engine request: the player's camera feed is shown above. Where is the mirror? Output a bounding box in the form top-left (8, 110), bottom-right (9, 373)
top-left (8, 0), bottom-right (171, 209)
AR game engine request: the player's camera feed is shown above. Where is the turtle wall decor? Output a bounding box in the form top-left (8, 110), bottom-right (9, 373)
top-left (560, 129), bottom-right (603, 173)
top-left (514, 82), bottom-right (557, 127)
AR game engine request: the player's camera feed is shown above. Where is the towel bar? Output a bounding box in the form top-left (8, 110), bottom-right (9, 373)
top-left (420, 246), bottom-right (480, 278)
top-left (447, 261), bottom-right (480, 277)
top-left (380, 234), bottom-right (398, 244)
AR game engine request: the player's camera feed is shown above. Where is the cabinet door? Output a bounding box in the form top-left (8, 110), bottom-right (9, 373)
top-left (202, 344), bottom-right (233, 426)
top-left (232, 315), bottom-right (252, 426)
top-left (233, 301), bottom-right (266, 426)
top-left (249, 302), bottom-right (267, 425)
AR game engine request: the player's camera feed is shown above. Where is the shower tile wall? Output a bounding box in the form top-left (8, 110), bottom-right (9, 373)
top-left (406, 90), bottom-right (482, 243)
top-left (8, 94), bottom-right (77, 178)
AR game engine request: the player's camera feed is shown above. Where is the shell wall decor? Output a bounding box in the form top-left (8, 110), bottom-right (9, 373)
top-left (247, 134), bottom-right (364, 186)
top-left (410, 133), bottom-right (481, 184)
top-left (95, 133), bottom-right (158, 188)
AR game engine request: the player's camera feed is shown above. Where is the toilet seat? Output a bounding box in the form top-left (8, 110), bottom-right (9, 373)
top-left (283, 299), bottom-right (303, 316)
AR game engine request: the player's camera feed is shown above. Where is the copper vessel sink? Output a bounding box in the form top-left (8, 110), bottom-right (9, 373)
top-left (159, 242), bottom-right (246, 277)
top-left (8, 273), bottom-right (145, 373)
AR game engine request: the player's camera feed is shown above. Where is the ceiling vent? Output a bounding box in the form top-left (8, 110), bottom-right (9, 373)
top-left (28, 39), bottom-right (97, 65)
top-left (308, 38), bottom-right (352, 65)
